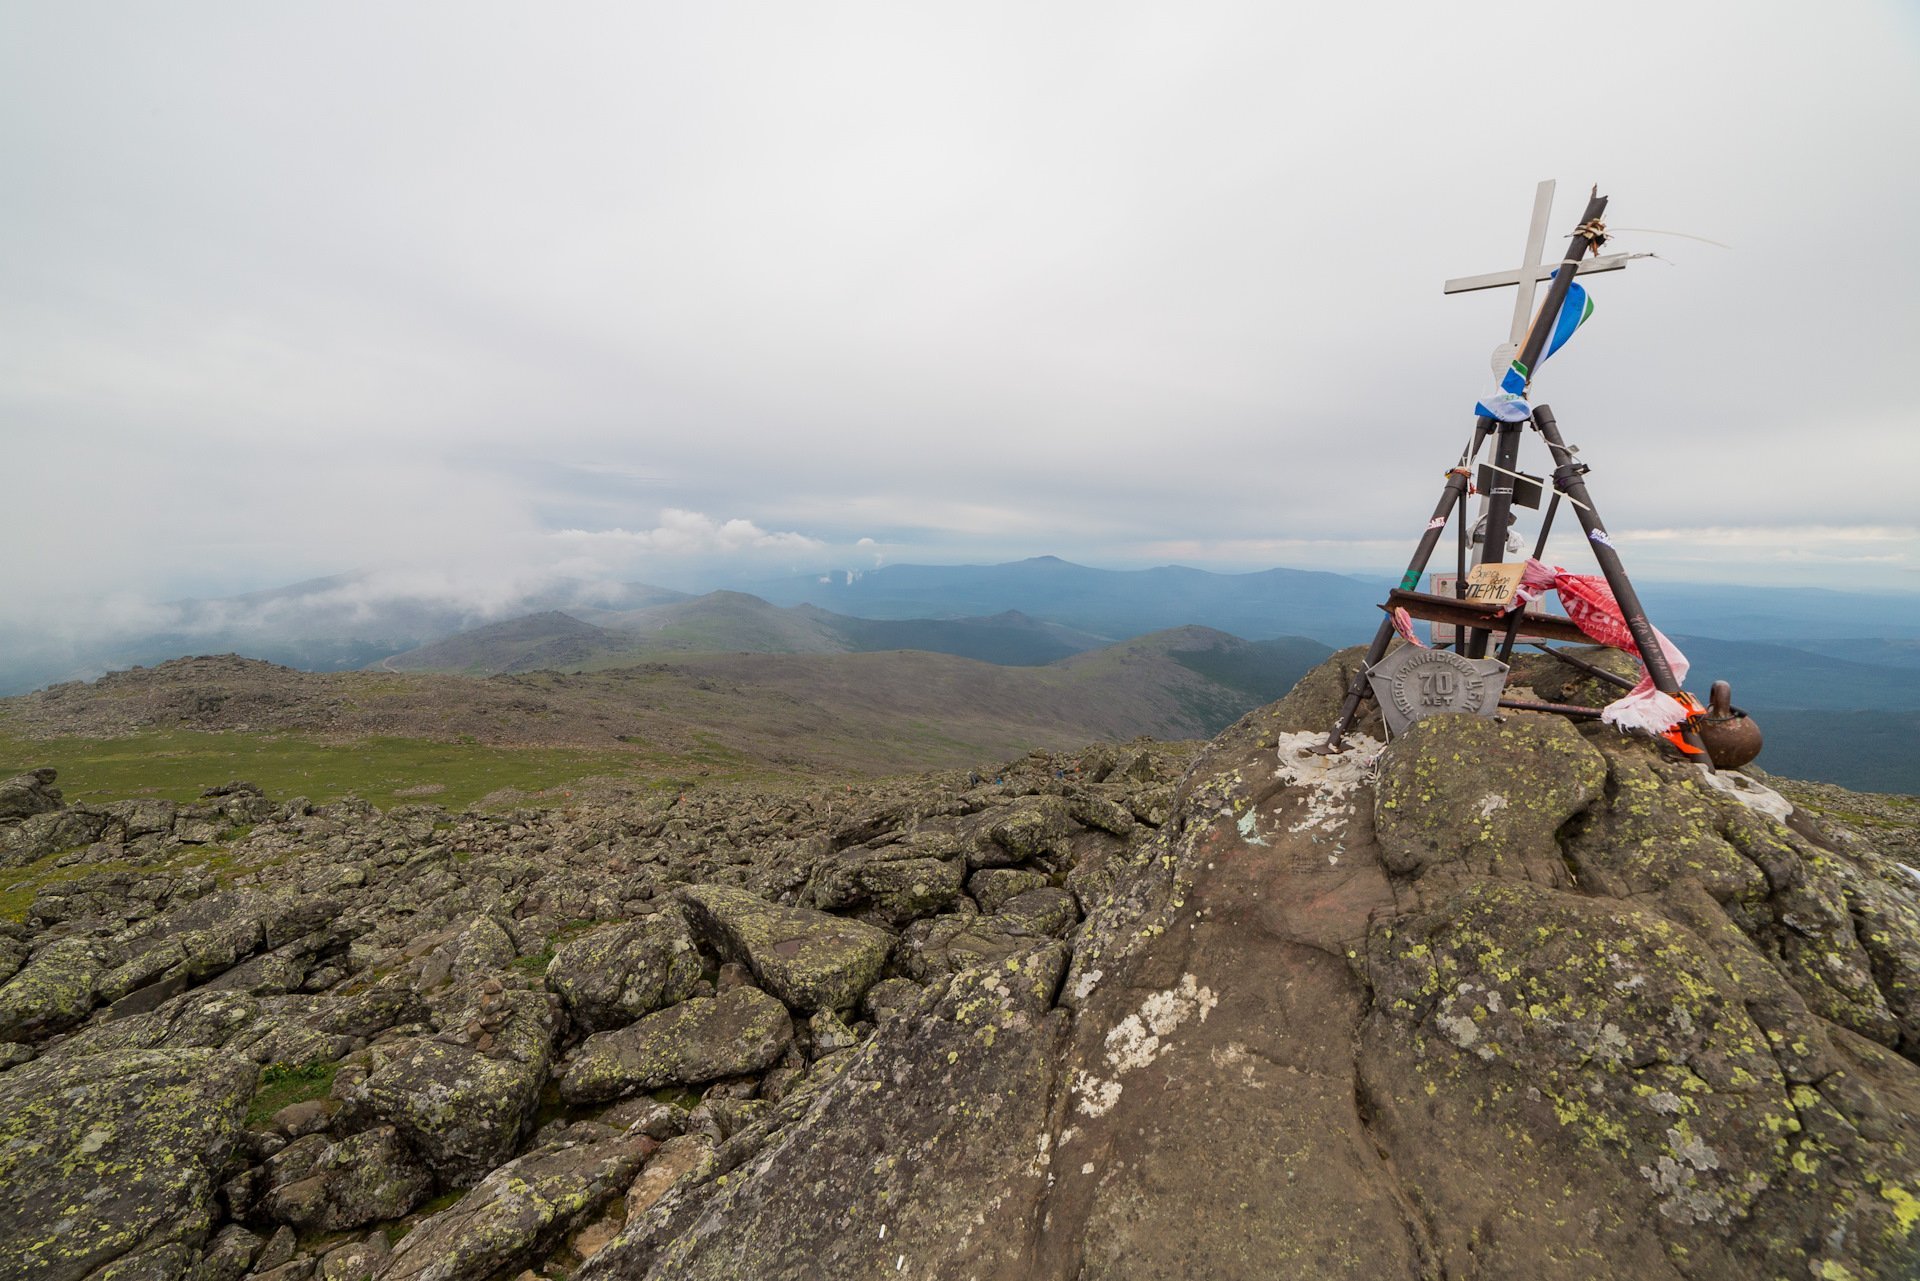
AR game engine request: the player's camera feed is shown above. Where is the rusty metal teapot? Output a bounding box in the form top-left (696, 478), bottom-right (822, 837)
top-left (1698, 680), bottom-right (1763, 771)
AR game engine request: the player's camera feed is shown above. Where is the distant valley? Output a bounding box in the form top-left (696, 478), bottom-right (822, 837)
top-left (8, 556), bottom-right (1920, 793)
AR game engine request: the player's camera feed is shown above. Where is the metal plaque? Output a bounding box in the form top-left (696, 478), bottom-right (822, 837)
top-left (1368, 646), bottom-right (1509, 737)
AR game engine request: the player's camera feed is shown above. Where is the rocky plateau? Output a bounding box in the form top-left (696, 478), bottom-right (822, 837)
top-left (3, 649), bottom-right (1919, 1280)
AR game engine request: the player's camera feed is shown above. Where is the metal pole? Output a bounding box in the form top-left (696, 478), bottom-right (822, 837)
top-left (1453, 472), bottom-right (1470, 652)
top-left (1495, 489), bottom-right (1562, 662)
top-left (1530, 403), bottom-right (1709, 758)
top-left (1465, 188), bottom-right (1611, 659)
top-left (1529, 642), bottom-right (1637, 692)
top-left (1319, 422), bottom-right (1491, 751)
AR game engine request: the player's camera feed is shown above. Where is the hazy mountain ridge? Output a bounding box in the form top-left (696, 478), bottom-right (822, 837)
top-left (381, 593), bottom-right (1121, 677)
top-left (1, 627), bottom-right (1329, 777)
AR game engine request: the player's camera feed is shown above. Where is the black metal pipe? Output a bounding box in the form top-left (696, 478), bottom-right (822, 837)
top-left (1498, 697), bottom-right (1603, 719)
top-left (1466, 427), bottom-right (1523, 657)
top-left (1530, 403), bottom-right (1709, 759)
top-left (1529, 642), bottom-right (1637, 691)
top-left (1495, 490), bottom-right (1563, 662)
top-left (1319, 422), bottom-right (1491, 750)
top-left (1454, 481), bottom-right (1469, 652)
top-left (1465, 189), bottom-right (1609, 659)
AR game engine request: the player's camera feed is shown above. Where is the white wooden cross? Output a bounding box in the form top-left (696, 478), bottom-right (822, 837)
top-left (1444, 179), bottom-right (1637, 350)
top-left (1448, 180), bottom-right (1638, 570)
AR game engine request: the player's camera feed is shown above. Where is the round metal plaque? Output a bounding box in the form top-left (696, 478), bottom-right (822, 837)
top-left (1367, 646), bottom-right (1509, 737)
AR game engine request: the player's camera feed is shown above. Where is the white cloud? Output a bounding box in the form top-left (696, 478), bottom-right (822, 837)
top-left (550, 509), bottom-right (824, 558)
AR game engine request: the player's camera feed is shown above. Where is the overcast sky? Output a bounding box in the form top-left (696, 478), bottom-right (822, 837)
top-left (3, 2), bottom-right (1917, 632)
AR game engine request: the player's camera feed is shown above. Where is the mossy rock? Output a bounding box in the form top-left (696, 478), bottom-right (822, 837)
top-left (676, 884), bottom-right (891, 1013)
top-left (0, 1047), bottom-right (255, 1281)
top-left (558, 986), bottom-right (793, 1105)
top-left (1373, 712), bottom-right (1606, 884)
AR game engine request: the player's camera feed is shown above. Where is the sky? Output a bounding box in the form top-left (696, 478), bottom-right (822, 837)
top-left (3, 1), bottom-right (1918, 641)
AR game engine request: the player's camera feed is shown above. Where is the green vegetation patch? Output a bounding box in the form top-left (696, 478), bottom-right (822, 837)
top-left (246, 1060), bottom-right (340, 1127)
top-left (0, 841), bottom-right (278, 924)
top-left (0, 729), bottom-right (660, 811)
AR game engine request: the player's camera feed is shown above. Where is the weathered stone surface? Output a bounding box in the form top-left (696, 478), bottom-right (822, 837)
top-left (968, 866), bottom-right (1050, 913)
top-left (0, 935), bottom-right (102, 1041)
top-left (622, 1135), bottom-right (716, 1219)
top-left (860, 976), bottom-right (925, 1023)
top-left (578, 946), bottom-right (1068, 1281)
top-left (806, 852), bottom-right (963, 928)
top-left (338, 987), bottom-right (558, 1186)
top-left (995, 886), bottom-right (1079, 937)
top-left (676, 883), bottom-right (891, 1012)
top-left (974, 795), bottom-right (1077, 867)
top-left (1373, 712), bottom-right (1607, 884)
top-left (259, 1125), bottom-right (435, 1231)
top-left (317, 1235), bottom-right (390, 1281)
top-left (194, 1224), bottom-right (262, 1281)
top-left (546, 911), bottom-right (704, 1033)
top-left (414, 915), bottom-right (516, 989)
top-left (376, 1131), bottom-right (654, 1281)
top-left (558, 986), bottom-right (793, 1104)
top-left (0, 1047), bottom-right (254, 1281)
top-left (0, 766), bottom-right (61, 820)
top-left (1, 806), bottom-right (110, 867)
top-left (893, 912), bottom-right (1047, 982)
top-left (1066, 790), bottom-right (1137, 838)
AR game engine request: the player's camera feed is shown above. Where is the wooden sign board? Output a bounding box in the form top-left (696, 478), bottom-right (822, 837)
top-left (1429, 569), bottom-right (1561, 645)
top-left (1464, 562), bottom-right (1526, 606)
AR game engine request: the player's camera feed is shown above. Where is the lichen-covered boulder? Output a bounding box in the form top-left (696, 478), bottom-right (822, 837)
top-left (339, 986), bottom-right (558, 1186)
top-left (577, 946), bottom-right (1068, 1281)
top-left (1066, 790), bottom-right (1137, 838)
top-left (0, 935), bottom-right (102, 1042)
top-left (805, 852), bottom-right (964, 929)
top-left (377, 1130), bottom-right (655, 1281)
top-left (258, 1125), bottom-right (435, 1231)
top-left (0, 1047), bottom-right (255, 1281)
top-left (676, 884), bottom-right (891, 1012)
top-left (974, 795), bottom-right (1077, 867)
top-left (1373, 712), bottom-right (1607, 884)
top-left (413, 915), bottom-right (516, 989)
top-left (893, 912), bottom-right (1048, 982)
top-left (546, 910), bottom-right (704, 1033)
top-left (968, 867), bottom-right (1050, 912)
top-left (994, 886), bottom-right (1079, 937)
top-left (0, 767), bottom-right (61, 820)
top-left (0, 806), bottom-right (109, 868)
top-left (558, 986), bottom-right (793, 1104)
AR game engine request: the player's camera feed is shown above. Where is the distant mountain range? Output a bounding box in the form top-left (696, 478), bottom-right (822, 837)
top-left (10, 555), bottom-right (1920, 793)
top-left (381, 593), bottom-right (1116, 676)
top-left (744, 556), bottom-right (1387, 645)
top-left (0, 627), bottom-right (1335, 778)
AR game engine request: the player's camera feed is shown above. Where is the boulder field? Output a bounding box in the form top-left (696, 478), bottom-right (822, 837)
top-left (1, 650), bottom-right (1918, 1280)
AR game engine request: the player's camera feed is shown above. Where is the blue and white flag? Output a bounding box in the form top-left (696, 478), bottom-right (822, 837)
top-left (1474, 277), bottom-right (1593, 422)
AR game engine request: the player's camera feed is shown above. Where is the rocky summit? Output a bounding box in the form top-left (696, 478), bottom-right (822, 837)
top-left (3, 650), bottom-right (1920, 1280)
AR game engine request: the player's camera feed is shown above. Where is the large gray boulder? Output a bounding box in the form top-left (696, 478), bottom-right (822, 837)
top-left (546, 910), bottom-right (704, 1033)
top-left (339, 986), bottom-right (558, 1185)
top-left (558, 986), bottom-right (794, 1104)
top-left (0, 767), bottom-right (61, 820)
top-left (258, 1126), bottom-right (435, 1231)
top-left (0, 935), bottom-right (102, 1042)
top-left (805, 851), bottom-right (964, 928)
top-left (376, 1130), bottom-right (655, 1281)
top-left (577, 945), bottom-right (1068, 1280)
top-left (676, 884), bottom-right (891, 1012)
top-left (0, 1047), bottom-right (255, 1281)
